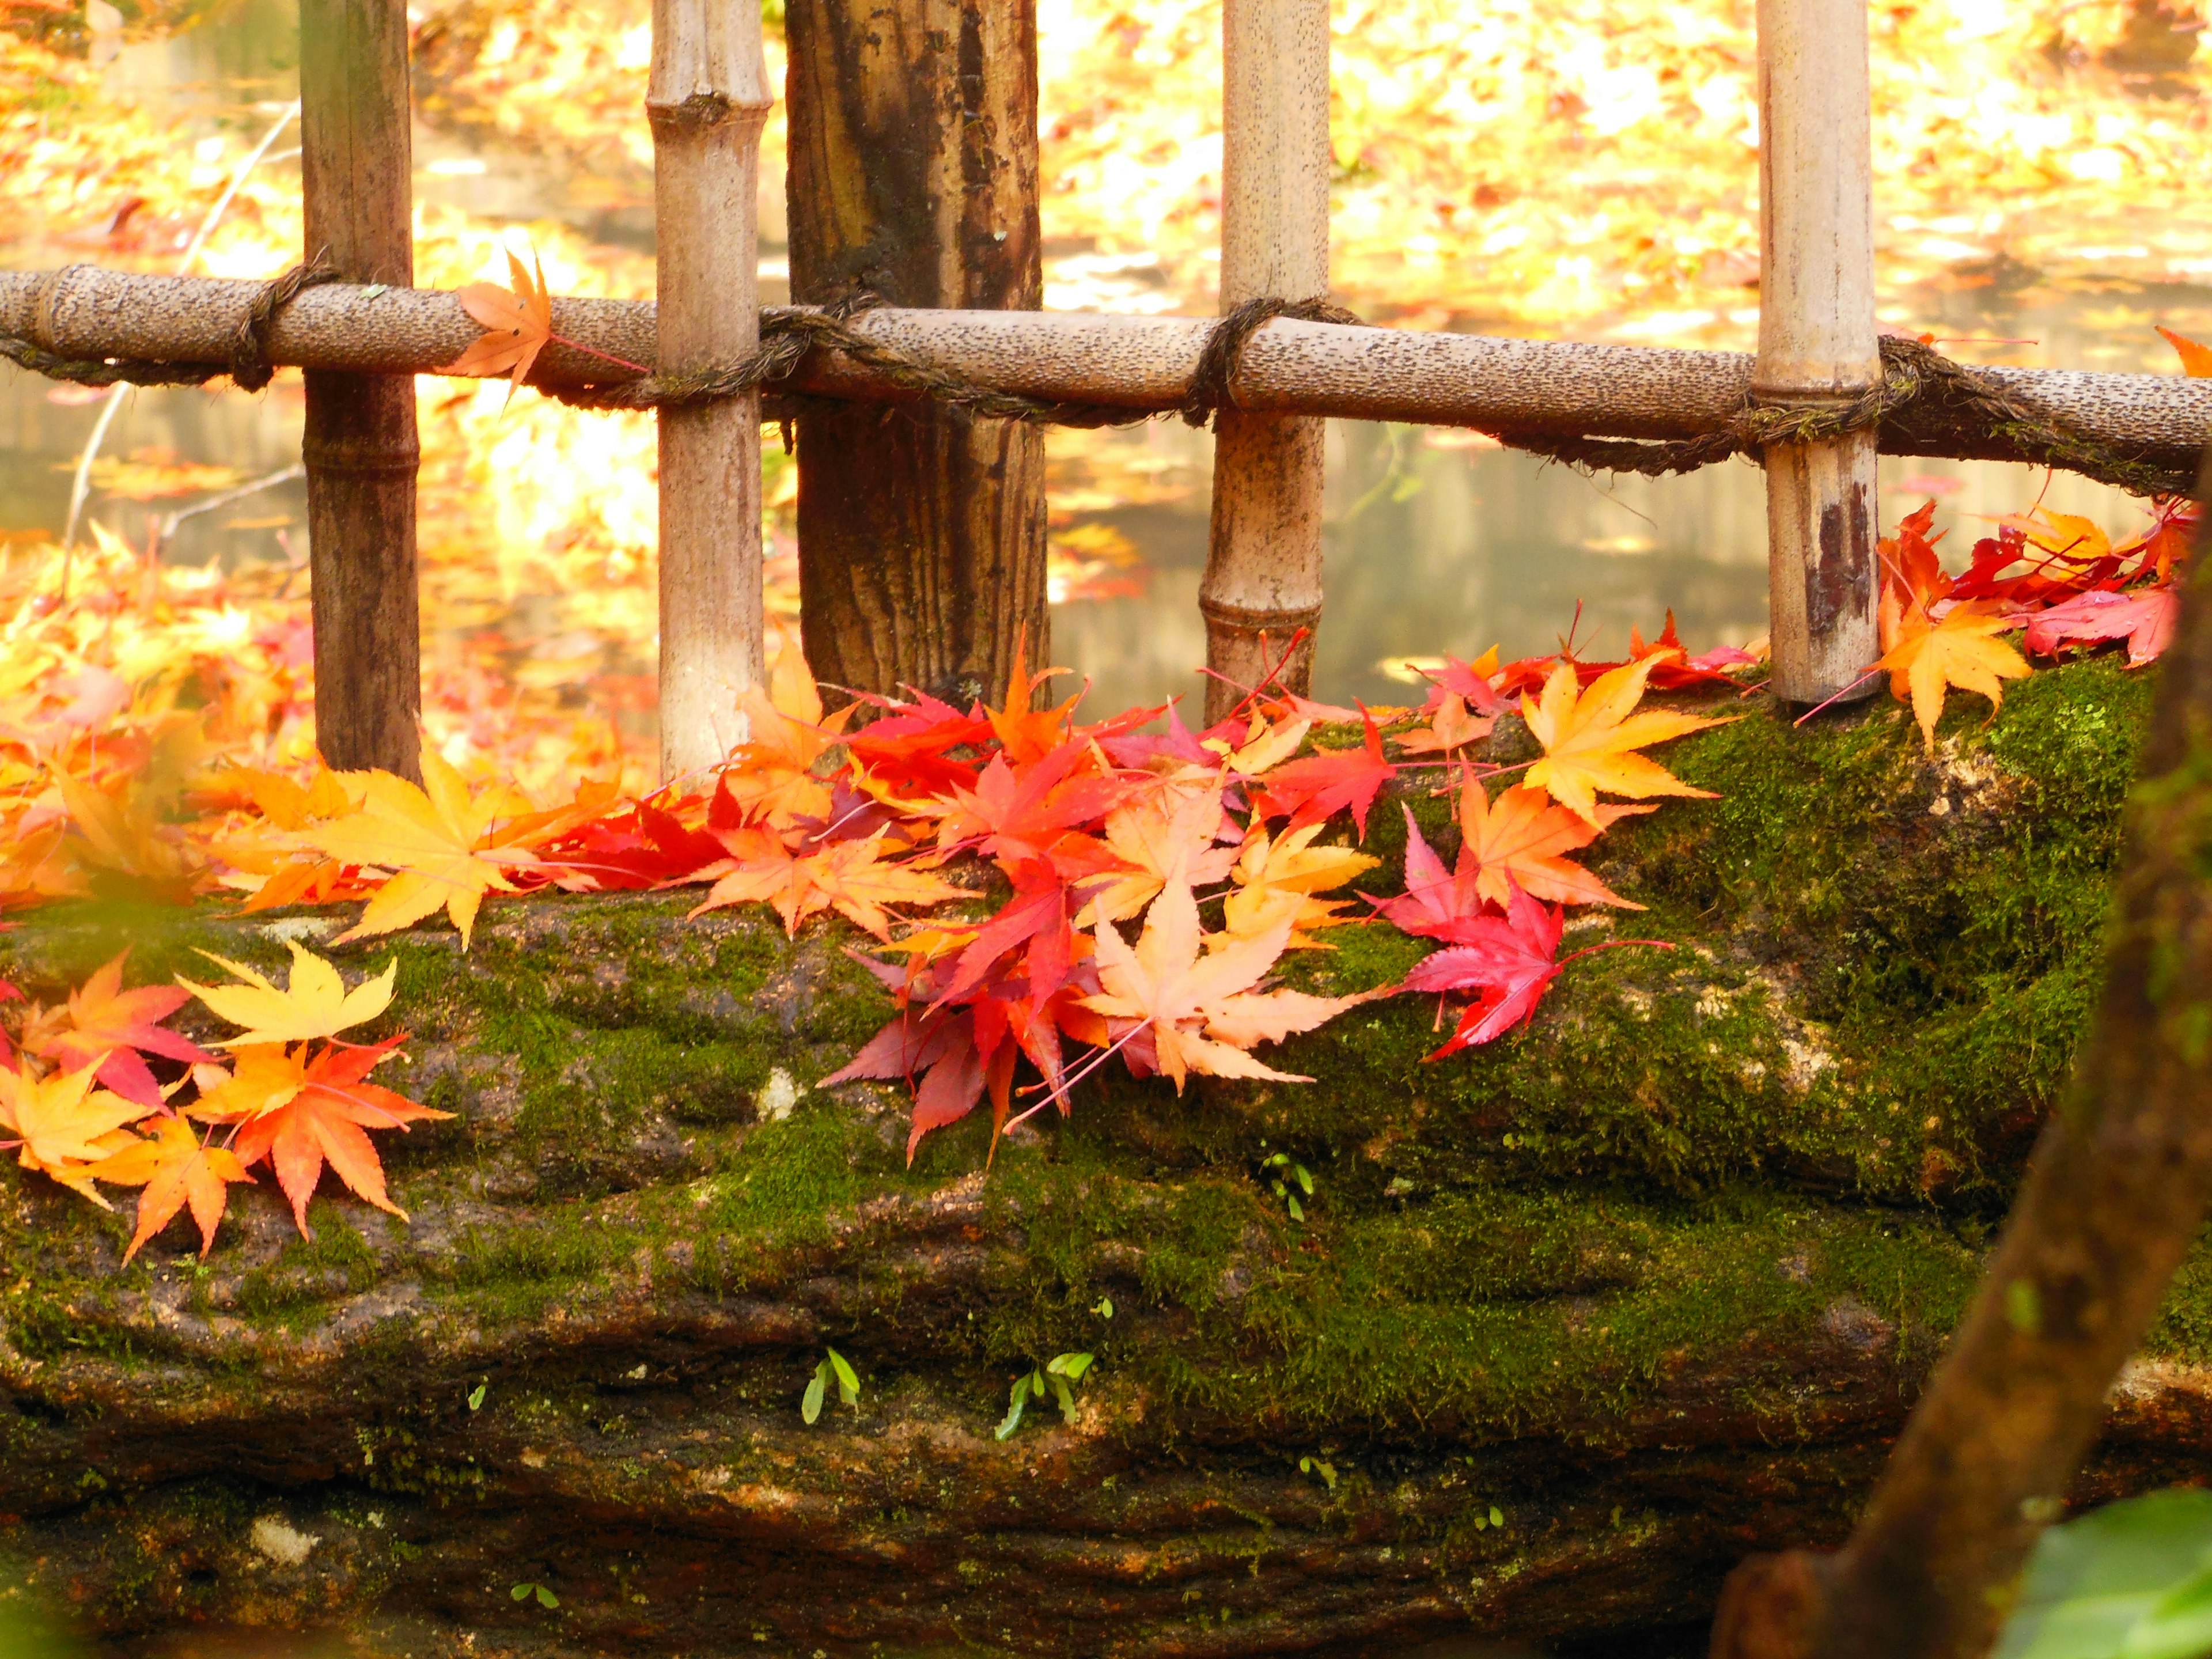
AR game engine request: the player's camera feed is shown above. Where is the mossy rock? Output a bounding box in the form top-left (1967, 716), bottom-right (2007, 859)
top-left (3, 660), bottom-right (2205, 1658)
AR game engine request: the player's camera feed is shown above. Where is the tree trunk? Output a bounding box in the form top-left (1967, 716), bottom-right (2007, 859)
top-left (1708, 475), bottom-right (2212, 1659)
top-left (299, 0), bottom-right (422, 781)
top-left (784, 0), bottom-right (1046, 709)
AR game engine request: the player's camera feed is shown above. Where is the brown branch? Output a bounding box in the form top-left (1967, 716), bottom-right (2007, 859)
top-left (1710, 448), bottom-right (2212, 1658)
top-left (3, 266), bottom-right (2206, 489)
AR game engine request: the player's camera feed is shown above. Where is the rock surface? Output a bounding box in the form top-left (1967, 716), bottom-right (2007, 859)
top-left (5, 661), bottom-right (2208, 1657)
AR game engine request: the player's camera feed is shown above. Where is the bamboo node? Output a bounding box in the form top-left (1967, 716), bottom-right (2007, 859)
top-left (1197, 595), bottom-right (1325, 634)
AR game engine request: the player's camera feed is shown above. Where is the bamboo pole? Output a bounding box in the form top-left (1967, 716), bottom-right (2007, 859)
top-left (298, 0), bottom-right (422, 780)
top-left (647, 0), bottom-right (774, 779)
top-left (7, 268), bottom-right (2210, 477)
top-left (1203, 0), bottom-right (1334, 721)
top-left (1757, 0), bottom-right (1882, 704)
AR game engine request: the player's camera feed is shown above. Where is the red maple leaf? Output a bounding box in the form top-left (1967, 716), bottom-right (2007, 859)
top-left (36, 949), bottom-right (213, 1110)
top-left (2023, 586), bottom-right (2179, 668)
top-left (844, 690), bottom-right (996, 797)
top-left (938, 744), bottom-right (1130, 871)
top-left (1399, 884), bottom-right (1669, 1060)
top-left (1251, 707), bottom-right (1395, 838)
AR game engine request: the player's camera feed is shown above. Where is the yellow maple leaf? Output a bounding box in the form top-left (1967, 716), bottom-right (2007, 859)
top-left (1079, 877), bottom-right (1368, 1091)
top-left (1876, 604), bottom-right (2031, 754)
top-left (309, 751), bottom-right (543, 947)
top-left (1221, 821), bottom-right (1379, 943)
top-left (1521, 654), bottom-right (1731, 824)
top-left (0, 1059), bottom-right (149, 1209)
top-left (178, 942), bottom-right (397, 1048)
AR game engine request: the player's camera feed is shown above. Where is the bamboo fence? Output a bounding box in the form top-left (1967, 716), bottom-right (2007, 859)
top-left (4, 0), bottom-right (2209, 759)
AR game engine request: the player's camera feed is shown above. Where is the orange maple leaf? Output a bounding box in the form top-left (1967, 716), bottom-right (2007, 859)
top-left (1456, 781), bottom-right (1652, 909)
top-left (88, 1115), bottom-right (254, 1262)
top-left (2158, 325), bottom-right (2212, 378)
top-left (689, 829), bottom-right (963, 938)
top-left (1078, 876), bottom-right (1369, 1091)
top-left (1521, 654), bottom-right (1730, 824)
top-left (439, 248), bottom-right (554, 402)
top-left (190, 1041), bottom-right (451, 1237)
top-left (1875, 603), bottom-right (2031, 753)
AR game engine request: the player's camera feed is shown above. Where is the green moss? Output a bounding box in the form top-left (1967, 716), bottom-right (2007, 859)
top-left (234, 1218), bottom-right (382, 1328)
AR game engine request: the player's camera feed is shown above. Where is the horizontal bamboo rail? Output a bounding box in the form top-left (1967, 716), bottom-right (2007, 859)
top-left (5, 265), bottom-right (2209, 479)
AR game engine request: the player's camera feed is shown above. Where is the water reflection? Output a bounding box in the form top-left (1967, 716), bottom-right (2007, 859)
top-left (1047, 415), bottom-right (2170, 718)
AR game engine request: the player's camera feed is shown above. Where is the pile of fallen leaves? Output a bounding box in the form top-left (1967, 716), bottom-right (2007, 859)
top-left (5, 449), bottom-right (2199, 1260)
top-left (0, 941), bottom-right (445, 1259)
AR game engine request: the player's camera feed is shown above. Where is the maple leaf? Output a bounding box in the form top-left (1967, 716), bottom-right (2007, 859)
top-left (1400, 884), bottom-right (1668, 1059)
top-left (440, 248), bottom-right (554, 403)
top-left (717, 638), bottom-right (855, 828)
top-left (1876, 603), bottom-right (2032, 754)
top-left (937, 744), bottom-right (1130, 871)
top-left (309, 752), bottom-right (545, 947)
top-left (1251, 707), bottom-right (1396, 838)
top-left (178, 942), bottom-right (397, 1048)
top-left (1078, 775), bottom-right (1238, 925)
top-left (88, 1114), bottom-right (253, 1262)
top-left (1079, 877), bottom-right (1368, 1090)
top-left (1453, 783), bottom-right (1649, 910)
top-left (0, 1059), bottom-right (148, 1207)
top-left (689, 829), bottom-right (963, 938)
top-left (192, 1040), bottom-right (450, 1236)
top-left (1521, 654), bottom-right (1728, 824)
top-left (1392, 691), bottom-right (1495, 756)
top-left (986, 628), bottom-right (1085, 765)
top-left (2158, 325), bottom-right (2212, 377)
top-left (822, 1004), bottom-right (990, 1161)
top-left (33, 948), bottom-right (214, 1109)
top-left (2023, 586), bottom-right (2179, 668)
top-left (1419, 646), bottom-right (1508, 717)
top-left (1877, 501), bottom-right (1952, 623)
top-left (1221, 821), bottom-right (1379, 942)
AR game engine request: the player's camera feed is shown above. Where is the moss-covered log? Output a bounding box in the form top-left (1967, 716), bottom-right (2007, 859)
top-left (5, 661), bottom-right (2210, 1657)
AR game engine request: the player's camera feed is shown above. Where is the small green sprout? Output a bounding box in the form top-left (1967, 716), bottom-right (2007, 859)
top-left (511, 1582), bottom-right (558, 1609)
top-left (1262, 1152), bottom-right (1314, 1221)
top-left (1091, 1296), bottom-right (1115, 1318)
top-left (467, 1380), bottom-right (487, 1412)
top-left (997, 1353), bottom-right (1094, 1440)
top-left (1298, 1455), bottom-right (1337, 1491)
top-left (801, 1347), bottom-right (861, 1425)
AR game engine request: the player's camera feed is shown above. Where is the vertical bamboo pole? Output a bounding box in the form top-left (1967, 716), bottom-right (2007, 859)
top-left (299, 0), bottom-right (421, 779)
top-left (1200, 0), bottom-right (1332, 722)
top-left (1757, 0), bottom-right (1881, 704)
top-left (649, 0), bottom-right (772, 779)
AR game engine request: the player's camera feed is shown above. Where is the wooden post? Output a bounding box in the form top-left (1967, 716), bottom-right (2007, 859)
top-left (1756, 0), bottom-right (1882, 704)
top-left (785, 0), bottom-right (1046, 709)
top-left (649, 0), bottom-right (773, 780)
top-left (1200, 0), bottom-right (1332, 722)
top-left (299, 0), bottom-right (421, 779)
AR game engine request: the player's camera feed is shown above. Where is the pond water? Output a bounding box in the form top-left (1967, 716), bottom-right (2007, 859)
top-left (2, 1), bottom-right (2204, 732)
top-left (9, 1), bottom-right (2203, 738)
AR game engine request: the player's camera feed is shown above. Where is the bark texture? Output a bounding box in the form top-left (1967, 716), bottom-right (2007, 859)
top-left (1708, 478), bottom-right (2212, 1659)
top-left (298, 0), bottom-right (422, 781)
top-left (784, 0), bottom-right (1047, 708)
top-left (4, 663), bottom-right (2210, 1656)
top-left (5, 266), bottom-right (2209, 484)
